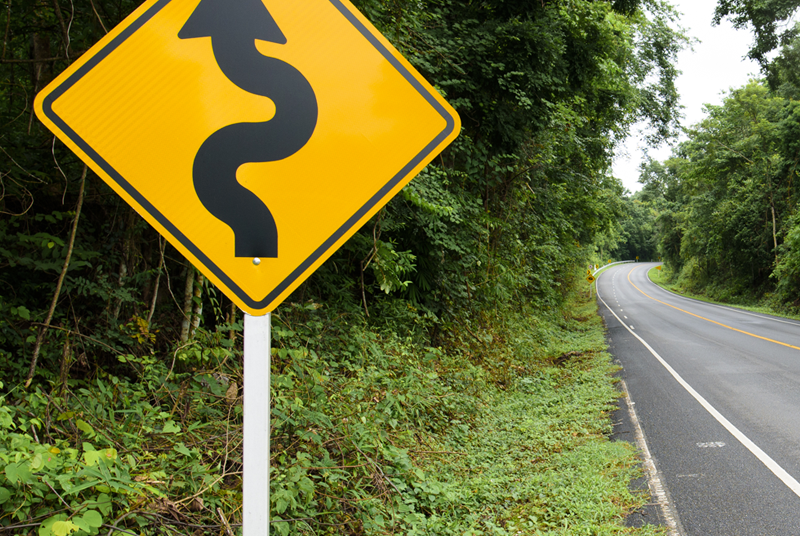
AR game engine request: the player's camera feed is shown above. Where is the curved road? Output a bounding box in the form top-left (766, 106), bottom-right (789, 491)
top-left (598, 262), bottom-right (800, 535)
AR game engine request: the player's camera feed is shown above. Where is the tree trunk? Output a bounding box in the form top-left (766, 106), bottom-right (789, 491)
top-left (180, 267), bottom-right (195, 342)
top-left (228, 301), bottom-right (237, 344)
top-left (770, 195), bottom-right (778, 264)
top-left (28, 32), bottom-right (51, 133)
top-left (110, 259), bottom-right (127, 321)
top-left (111, 209), bottom-right (136, 321)
top-left (189, 272), bottom-right (204, 339)
top-left (57, 331), bottom-right (71, 396)
top-left (50, 0), bottom-right (71, 60)
top-left (146, 237), bottom-right (166, 327)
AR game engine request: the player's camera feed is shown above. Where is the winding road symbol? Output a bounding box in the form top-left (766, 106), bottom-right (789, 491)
top-left (179, 0), bottom-right (318, 258)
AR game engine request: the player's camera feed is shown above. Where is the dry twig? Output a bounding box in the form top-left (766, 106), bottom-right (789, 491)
top-left (25, 164), bottom-right (88, 387)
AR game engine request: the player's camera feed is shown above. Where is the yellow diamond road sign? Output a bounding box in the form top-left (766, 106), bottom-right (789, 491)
top-left (35, 0), bottom-right (460, 315)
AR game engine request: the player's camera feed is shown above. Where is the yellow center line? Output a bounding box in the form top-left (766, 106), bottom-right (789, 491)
top-left (625, 266), bottom-right (800, 352)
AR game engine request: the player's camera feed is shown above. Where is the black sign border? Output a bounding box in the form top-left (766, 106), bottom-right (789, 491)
top-left (40, 0), bottom-right (458, 311)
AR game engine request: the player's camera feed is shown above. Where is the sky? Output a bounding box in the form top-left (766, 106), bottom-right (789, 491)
top-left (612, 0), bottom-right (763, 193)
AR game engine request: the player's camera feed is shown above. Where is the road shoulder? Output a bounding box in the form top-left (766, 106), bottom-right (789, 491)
top-left (611, 373), bottom-right (683, 535)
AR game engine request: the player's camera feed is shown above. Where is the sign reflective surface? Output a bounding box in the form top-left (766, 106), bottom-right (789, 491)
top-left (35, 0), bottom-right (460, 314)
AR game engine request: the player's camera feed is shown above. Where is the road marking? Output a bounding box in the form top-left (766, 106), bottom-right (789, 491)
top-left (697, 442), bottom-right (726, 448)
top-left (597, 276), bottom-right (800, 501)
top-left (644, 276), bottom-right (800, 328)
top-left (626, 268), bottom-right (800, 353)
top-left (619, 379), bottom-right (681, 535)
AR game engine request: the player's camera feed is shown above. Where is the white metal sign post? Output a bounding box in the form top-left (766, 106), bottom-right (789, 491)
top-left (243, 313), bottom-right (271, 535)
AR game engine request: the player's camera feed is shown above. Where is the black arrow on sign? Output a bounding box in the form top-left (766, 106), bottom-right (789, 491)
top-left (179, 0), bottom-right (318, 258)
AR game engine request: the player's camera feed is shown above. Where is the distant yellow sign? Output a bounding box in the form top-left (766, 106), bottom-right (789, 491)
top-left (656, 265), bottom-right (662, 270)
top-left (34, 0), bottom-right (460, 315)
top-left (586, 275), bottom-right (595, 283)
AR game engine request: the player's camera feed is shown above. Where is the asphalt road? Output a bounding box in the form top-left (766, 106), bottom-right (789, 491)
top-left (598, 263), bottom-right (800, 536)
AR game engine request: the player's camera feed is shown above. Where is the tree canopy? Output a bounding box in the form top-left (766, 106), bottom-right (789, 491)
top-left (631, 22), bottom-right (800, 308)
top-left (714, 0), bottom-right (800, 86)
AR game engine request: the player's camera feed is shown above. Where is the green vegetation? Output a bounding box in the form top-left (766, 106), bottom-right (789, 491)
top-left (0, 294), bottom-right (663, 535)
top-left (422, 300), bottom-right (658, 535)
top-left (714, 0), bottom-right (800, 84)
top-left (621, 2), bottom-right (800, 314)
top-left (608, 197), bottom-right (659, 262)
top-left (0, 0), bottom-right (688, 534)
top-left (647, 266), bottom-right (668, 287)
top-left (638, 47), bottom-right (800, 312)
top-left (648, 265), bottom-right (800, 321)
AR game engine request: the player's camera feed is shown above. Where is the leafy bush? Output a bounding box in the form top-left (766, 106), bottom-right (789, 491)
top-left (0, 328), bottom-right (243, 534)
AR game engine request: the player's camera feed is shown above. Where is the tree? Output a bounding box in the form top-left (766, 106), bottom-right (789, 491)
top-left (610, 193), bottom-right (658, 261)
top-left (714, 0), bottom-right (800, 85)
top-left (645, 75), bottom-right (800, 301)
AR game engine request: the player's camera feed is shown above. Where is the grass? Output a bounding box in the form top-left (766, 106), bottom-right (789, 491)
top-left (407, 293), bottom-right (666, 535)
top-left (0, 290), bottom-right (666, 536)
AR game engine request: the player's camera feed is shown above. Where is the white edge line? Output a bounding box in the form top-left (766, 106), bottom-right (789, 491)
top-left (619, 378), bottom-right (681, 535)
top-left (597, 271), bottom-right (800, 501)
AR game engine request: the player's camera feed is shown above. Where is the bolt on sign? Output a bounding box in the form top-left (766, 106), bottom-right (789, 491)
top-left (34, 0), bottom-right (460, 315)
